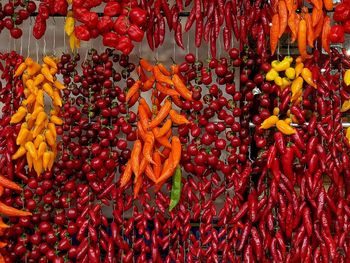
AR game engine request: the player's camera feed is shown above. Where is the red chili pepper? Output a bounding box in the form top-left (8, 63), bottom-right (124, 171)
top-left (195, 19), bottom-right (203, 48)
top-left (158, 17), bottom-right (166, 45)
top-left (76, 219), bottom-right (89, 241)
top-left (76, 238), bottom-right (89, 260)
top-left (267, 145), bottom-right (277, 169)
top-left (115, 36), bottom-right (134, 55)
top-left (274, 132), bottom-right (286, 154)
top-left (185, 8), bottom-right (196, 32)
top-left (33, 16), bottom-right (47, 40)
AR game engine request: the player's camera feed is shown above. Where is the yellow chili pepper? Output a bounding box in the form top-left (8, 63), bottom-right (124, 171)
top-left (26, 94), bottom-right (36, 105)
top-left (34, 134), bottom-right (45, 148)
top-left (266, 69), bottom-right (279, 81)
top-left (271, 60), bottom-right (279, 68)
top-left (25, 57), bottom-right (34, 66)
top-left (272, 59), bottom-right (290, 72)
top-left (346, 127), bottom-right (350, 141)
top-left (53, 90), bottom-right (62, 107)
top-left (26, 152), bottom-right (33, 171)
top-left (10, 106), bottom-right (27, 124)
top-left (43, 151), bottom-right (51, 171)
top-left (14, 62), bottom-right (27, 77)
top-left (301, 68), bottom-right (317, 88)
top-left (33, 124), bottom-right (45, 138)
top-left (344, 69), bottom-right (350, 86)
top-left (65, 17), bottom-right (75, 36)
top-left (36, 90), bottom-right (44, 106)
top-left (35, 111), bottom-right (47, 126)
top-left (260, 115), bottom-right (279, 129)
top-left (48, 151), bottom-right (55, 171)
top-left (45, 130), bottom-right (55, 147)
top-left (48, 123), bottom-right (57, 139)
top-left (27, 62), bottom-right (41, 76)
top-left (37, 142), bottom-right (47, 158)
top-left (341, 100), bottom-right (350, 112)
top-left (295, 63), bottom-right (304, 77)
top-left (54, 80), bottom-right (65, 90)
top-left (50, 67), bottom-right (58, 75)
top-left (284, 56), bottom-right (293, 63)
top-left (291, 77), bottom-right (303, 100)
top-left (281, 77), bottom-right (291, 89)
top-left (284, 118), bottom-right (292, 125)
top-left (274, 76), bottom-right (283, 86)
top-left (43, 56), bottom-right (58, 69)
top-left (276, 120), bottom-right (296, 135)
top-left (12, 146), bottom-right (26, 160)
top-left (25, 79), bottom-right (34, 89)
top-left (273, 107), bottom-right (280, 116)
top-left (33, 157), bottom-right (43, 176)
top-left (33, 74), bottom-right (45, 86)
top-left (43, 83), bottom-right (54, 97)
top-left (41, 67), bottom-right (54, 83)
top-left (25, 142), bottom-right (38, 160)
top-left (16, 124), bottom-right (29, 145)
top-left (285, 67), bottom-right (296, 80)
top-left (50, 115), bottom-right (63, 125)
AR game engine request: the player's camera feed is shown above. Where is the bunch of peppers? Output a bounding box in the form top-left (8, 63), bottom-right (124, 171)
top-left (72, 0), bottom-right (147, 55)
top-left (120, 58), bottom-right (192, 198)
top-left (10, 56), bottom-right (65, 176)
top-left (266, 55), bottom-right (317, 108)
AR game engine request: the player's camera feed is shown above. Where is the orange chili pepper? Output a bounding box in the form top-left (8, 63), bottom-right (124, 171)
top-left (0, 186), bottom-right (3, 197)
top-left (139, 98), bottom-right (152, 118)
top-left (153, 151), bottom-right (162, 178)
top-left (143, 132), bottom-right (155, 164)
top-left (153, 66), bottom-right (174, 86)
top-left (137, 121), bottom-right (147, 141)
top-left (138, 156), bottom-right (149, 181)
top-left (137, 65), bottom-right (148, 82)
top-left (313, 13), bottom-right (324, 40)
top-left (156, 63), bottom-right (171, 76)
top-left (278, 0), bottom-right (288, 38)
top-left (155, 135), bottom-right (172, 148)
top-left (304, 12), bottom-right (314, 48)
top-left (298, 19), bottom-right (312, 59)
top-left (0, 218), bottom-right (9, 229)
top-left (145, 164), bottom-right (157, 183)
top-left (131, 140), bottom-right (142, 180)
top-left (170, 136), bottom-right (181, 167)
top-left (156, 119), bottom-right (172, 138)
top-left (140, 58), bottom-right (153, 72)
top-left (311, 0), bottom-right (322, 10)
top-left (133, 175), bottom-right (143, 199)
top-left (0, 241), bottom-right (7, 248)
top-left (138, 104), bottom-right (150, 131)
top-left (169, 109), bottom-right (190, 125)
top-left (156, 82), bottom-right (180, 96)
top-left (171, 95), bottom-right (184, 108)
top-left (288, 12), bottom-right (300, 43)
top-left (120, 161), bottom-right (132, 187)
top-left (148, 99), bottom-right (172, 129)
top-left (0, 202), bottom-right (32, 217)
top-left (172, 74), bottom-right (193, 101)
top-left (0, 175), bottom-right (22, 191)
top-left (126, 80), bottom-right (141, 102)
top-left (128, 90), bottom-right (140, 107)
top-left (323, 0), bottom-right (333, 11)
top-left (171, 64), bottom-right (179, 75)
top-left (270, 14), bottom-right (280, 55)
top-left (284, 0), bottom-right (294, 13)
top-left (322, 16), bottom-right (331, 54)
top-left (142, 76), bottom-right (155, 91)
top-left (311, 6), bottom-right (322, 27)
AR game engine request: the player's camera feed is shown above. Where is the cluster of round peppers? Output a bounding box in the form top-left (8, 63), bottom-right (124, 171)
top-left (10, 56), bottom-right (64, 176)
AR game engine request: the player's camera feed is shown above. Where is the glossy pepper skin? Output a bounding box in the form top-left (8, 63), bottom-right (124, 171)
top-left (329, 25), bottom-right (345, 43)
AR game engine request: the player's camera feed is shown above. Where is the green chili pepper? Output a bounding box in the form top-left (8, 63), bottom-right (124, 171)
top-left (169, 165), bottom-right (182, 211)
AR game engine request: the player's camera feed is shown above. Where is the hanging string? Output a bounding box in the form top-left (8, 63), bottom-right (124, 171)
top-left (53, 18), bottom-right (56, 56)
top-left (27, 18), bottom-right (32, 57)
top-left (43, 36), bottom-right (47, 56)
top-left (187, 32), bottom-right (190, 54)
top-left (36, 41), bottom-right (39, 62)
top-left (63, 19), bottom-right (66, 53)
top-left (20, 33), bottom-right (23, 56)
top-left (173, 38), bottom-right (176, 60)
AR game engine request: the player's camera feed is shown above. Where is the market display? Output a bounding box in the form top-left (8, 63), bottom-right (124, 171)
top-left (0, 0), bottom-right (349, 262)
